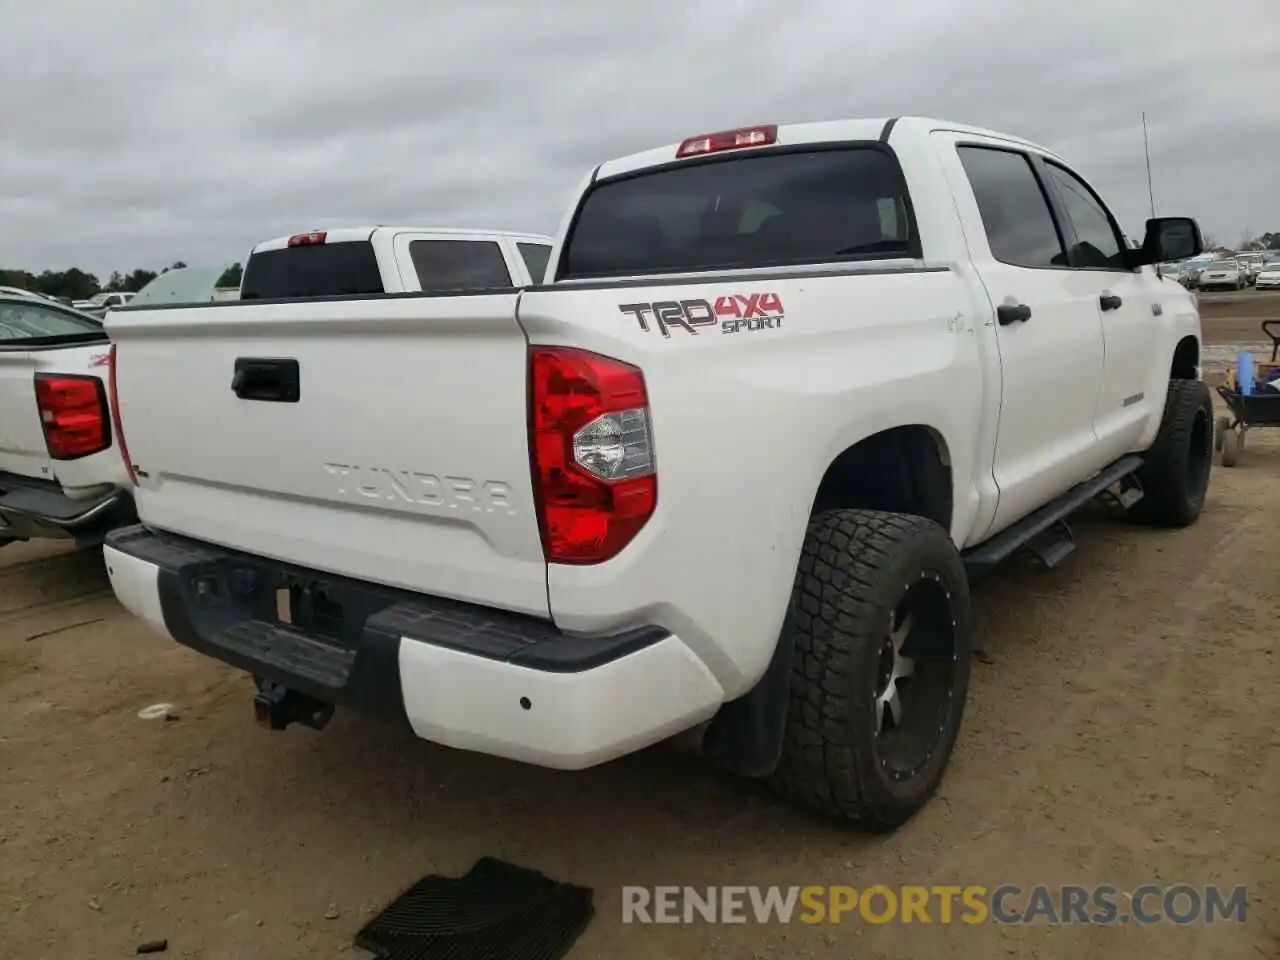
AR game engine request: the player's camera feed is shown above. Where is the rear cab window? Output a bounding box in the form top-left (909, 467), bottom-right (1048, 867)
top-left (559, 146), bottom-right (919, 280)
top-left (240, 241), bottom-right (383, 300)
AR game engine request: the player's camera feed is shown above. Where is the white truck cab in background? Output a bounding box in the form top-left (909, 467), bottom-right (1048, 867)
top-left (102, 117), bottom-right (1211, 830)
top-left (238, 226), bottom-right (556, 299)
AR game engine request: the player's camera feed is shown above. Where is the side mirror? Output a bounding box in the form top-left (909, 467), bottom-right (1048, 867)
top-left (1134, 217), bottom-right (1204, 266)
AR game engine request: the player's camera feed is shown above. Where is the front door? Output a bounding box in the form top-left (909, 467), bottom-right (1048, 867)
top-left (1034, 159), bottom-right (1164, 459)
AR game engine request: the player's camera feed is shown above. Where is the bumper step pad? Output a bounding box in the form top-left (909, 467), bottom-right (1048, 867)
top-left (356, 858), bottom-right (594, 960)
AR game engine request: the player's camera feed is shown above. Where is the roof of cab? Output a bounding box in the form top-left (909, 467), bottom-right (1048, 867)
top-left (250, 226), bottom-right (555, 254)
top-left (592, 116), bottom-right (1062, 181)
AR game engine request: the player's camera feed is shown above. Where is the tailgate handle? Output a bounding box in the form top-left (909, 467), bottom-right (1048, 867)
top-left (232, 358), bottom-right (300, 403)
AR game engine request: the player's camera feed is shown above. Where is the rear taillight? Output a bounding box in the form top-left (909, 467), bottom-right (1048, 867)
top-left (34, 373), bottom-right (111, 460)
top-left (529, 347), bottom-right (656, 564)
top-left (107, 344), bottom-right (137, 485)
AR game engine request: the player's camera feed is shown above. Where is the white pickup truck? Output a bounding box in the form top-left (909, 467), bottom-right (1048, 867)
top-left (103, 117), bottom-right (1212, 828)
top-left (0, 294), bottom-right (134, 546)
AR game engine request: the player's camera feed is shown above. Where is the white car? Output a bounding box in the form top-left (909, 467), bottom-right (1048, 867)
top-left (1198, 260), bottom-right (1245, 290)
top-left (103, 116), bottom-right (1211, 829)
top-left (1255, 262), bottom-right (1280, 290)
top-left (0, 294), bottom-right (134, 547)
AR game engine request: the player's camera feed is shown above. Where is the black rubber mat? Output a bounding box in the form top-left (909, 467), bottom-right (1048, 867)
top-left (355, 858), bottom-right (594, 960)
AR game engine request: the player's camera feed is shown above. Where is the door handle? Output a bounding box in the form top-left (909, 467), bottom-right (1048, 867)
top-left (1099, 293), bottom-right (1123, 311)
top-left (996, 303), bottom-right (1032, 326)
top-left (232, 358), bottom-right (300, 403)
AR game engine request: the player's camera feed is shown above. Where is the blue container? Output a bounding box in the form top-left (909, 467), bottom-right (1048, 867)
top-left (1238, 351), bottom-right (1255, 396)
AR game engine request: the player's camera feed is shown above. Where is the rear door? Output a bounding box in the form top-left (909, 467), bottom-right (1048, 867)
top-left (390, 234), bottom-right (517, 292)
top-left (943, 138), bottom-right (1109, 537)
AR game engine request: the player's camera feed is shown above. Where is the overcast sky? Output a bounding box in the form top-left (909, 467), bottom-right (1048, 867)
top-left (1, 0), bottom-right (1276, 277)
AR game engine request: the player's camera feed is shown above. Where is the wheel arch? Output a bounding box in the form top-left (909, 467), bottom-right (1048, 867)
top-left (1170, 335), bottom-right (1199, 380)
top-left (702, 422), bottom-right (957, 778)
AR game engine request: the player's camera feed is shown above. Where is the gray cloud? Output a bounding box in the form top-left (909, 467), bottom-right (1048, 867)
top-left (1, 0), bottom-right (1275, 277)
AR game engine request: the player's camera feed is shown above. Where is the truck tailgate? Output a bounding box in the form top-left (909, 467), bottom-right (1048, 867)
top-left (106, 295), bottom-right (550, 617)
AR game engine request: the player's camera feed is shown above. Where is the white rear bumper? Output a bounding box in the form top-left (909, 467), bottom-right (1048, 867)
top-left (105, 542), bottom-right (725, 769)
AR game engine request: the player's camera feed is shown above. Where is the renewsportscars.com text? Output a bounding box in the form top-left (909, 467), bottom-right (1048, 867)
top-left (621, 884), bottom-right (1247, 926)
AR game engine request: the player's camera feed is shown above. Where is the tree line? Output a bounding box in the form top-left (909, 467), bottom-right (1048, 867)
top-left (0, 262), bottom-right (243, 301)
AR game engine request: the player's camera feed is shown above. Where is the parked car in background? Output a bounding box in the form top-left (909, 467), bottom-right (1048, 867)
top-left (0, 286), bottom-right (70, 306)
top-left (1179, 256), bottom-right (1216, 289)
top-left (128, 265), bottom-right (229, 307)
top-left (75, 291), bottom-right (135, 319)
top-left (1255, 261), bottom-right (1280, 290)
top-left (1198, 259), bottom-right (1245, 291)
top-left (0, 294), bottom-right (133, 548)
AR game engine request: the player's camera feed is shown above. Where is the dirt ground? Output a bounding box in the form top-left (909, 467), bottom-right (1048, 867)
top-left (1197, 289), bottom-right (1280, 344)
top-left (3, 343), bottom-right (1280, 959)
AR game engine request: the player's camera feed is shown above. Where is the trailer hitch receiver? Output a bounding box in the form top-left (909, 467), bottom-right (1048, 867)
top-left (252, 679), bottom-right (335, 731)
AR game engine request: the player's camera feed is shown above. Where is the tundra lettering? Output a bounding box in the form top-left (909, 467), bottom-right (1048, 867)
top-left (323, 463), bottom-right (516, 515)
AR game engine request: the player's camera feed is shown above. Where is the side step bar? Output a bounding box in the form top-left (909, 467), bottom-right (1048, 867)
top-left (963, 454), bottom-right (1143, 578)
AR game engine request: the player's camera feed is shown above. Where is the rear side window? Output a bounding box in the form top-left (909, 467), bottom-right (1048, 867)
top-left (957, 147), bottom-right (1066, 269)
top-left (409, 240), bottom-right (512, 291)
top-left (560, 147), bottom-right (918, 280)
top-left (516, 242), bottom-right (552, 283)
top-left (240, 242), bottom-right (383, 300)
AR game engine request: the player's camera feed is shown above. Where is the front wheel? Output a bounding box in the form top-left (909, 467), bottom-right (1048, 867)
top-left (769, 510), bottom-right (972, 830)
top-left (1128, 379), bottom-right (1214, 526)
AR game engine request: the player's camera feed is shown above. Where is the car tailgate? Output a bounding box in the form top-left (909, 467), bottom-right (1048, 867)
top-left (105, 294), bottom-right (550, 617)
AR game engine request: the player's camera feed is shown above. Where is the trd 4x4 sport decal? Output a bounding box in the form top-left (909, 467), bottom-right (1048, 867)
top-left (618, 294), bottom-right (785, 338)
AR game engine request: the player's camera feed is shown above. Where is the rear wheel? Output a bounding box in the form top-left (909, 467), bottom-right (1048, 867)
top-left (1128, 379), bottom-right (1213, 526)
top-left (768, 510), bottom-right (971, 829)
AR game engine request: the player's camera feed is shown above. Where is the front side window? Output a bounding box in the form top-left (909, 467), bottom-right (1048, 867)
top-left (1042, 162), bottom-right (1127, 270)
top-left (516, 243), bottom-right (552, 284)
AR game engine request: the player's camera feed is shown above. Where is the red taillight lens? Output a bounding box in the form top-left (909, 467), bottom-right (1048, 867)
top-left (676, 124), bottom-right (778, 159)
top-left (107, 344), bottom-right (137, 485)
top-left (287, 231), bottom-right (327, 247)
top-left (34, 374), bottom-right (110, 460)
top-left (529, 347), bottom-right (657, 565)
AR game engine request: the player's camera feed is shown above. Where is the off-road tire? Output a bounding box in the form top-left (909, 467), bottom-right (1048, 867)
top-left (1127, 379), bottom-right (1213, 527)
top-left (768, 510), bottom-right (972, 830)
